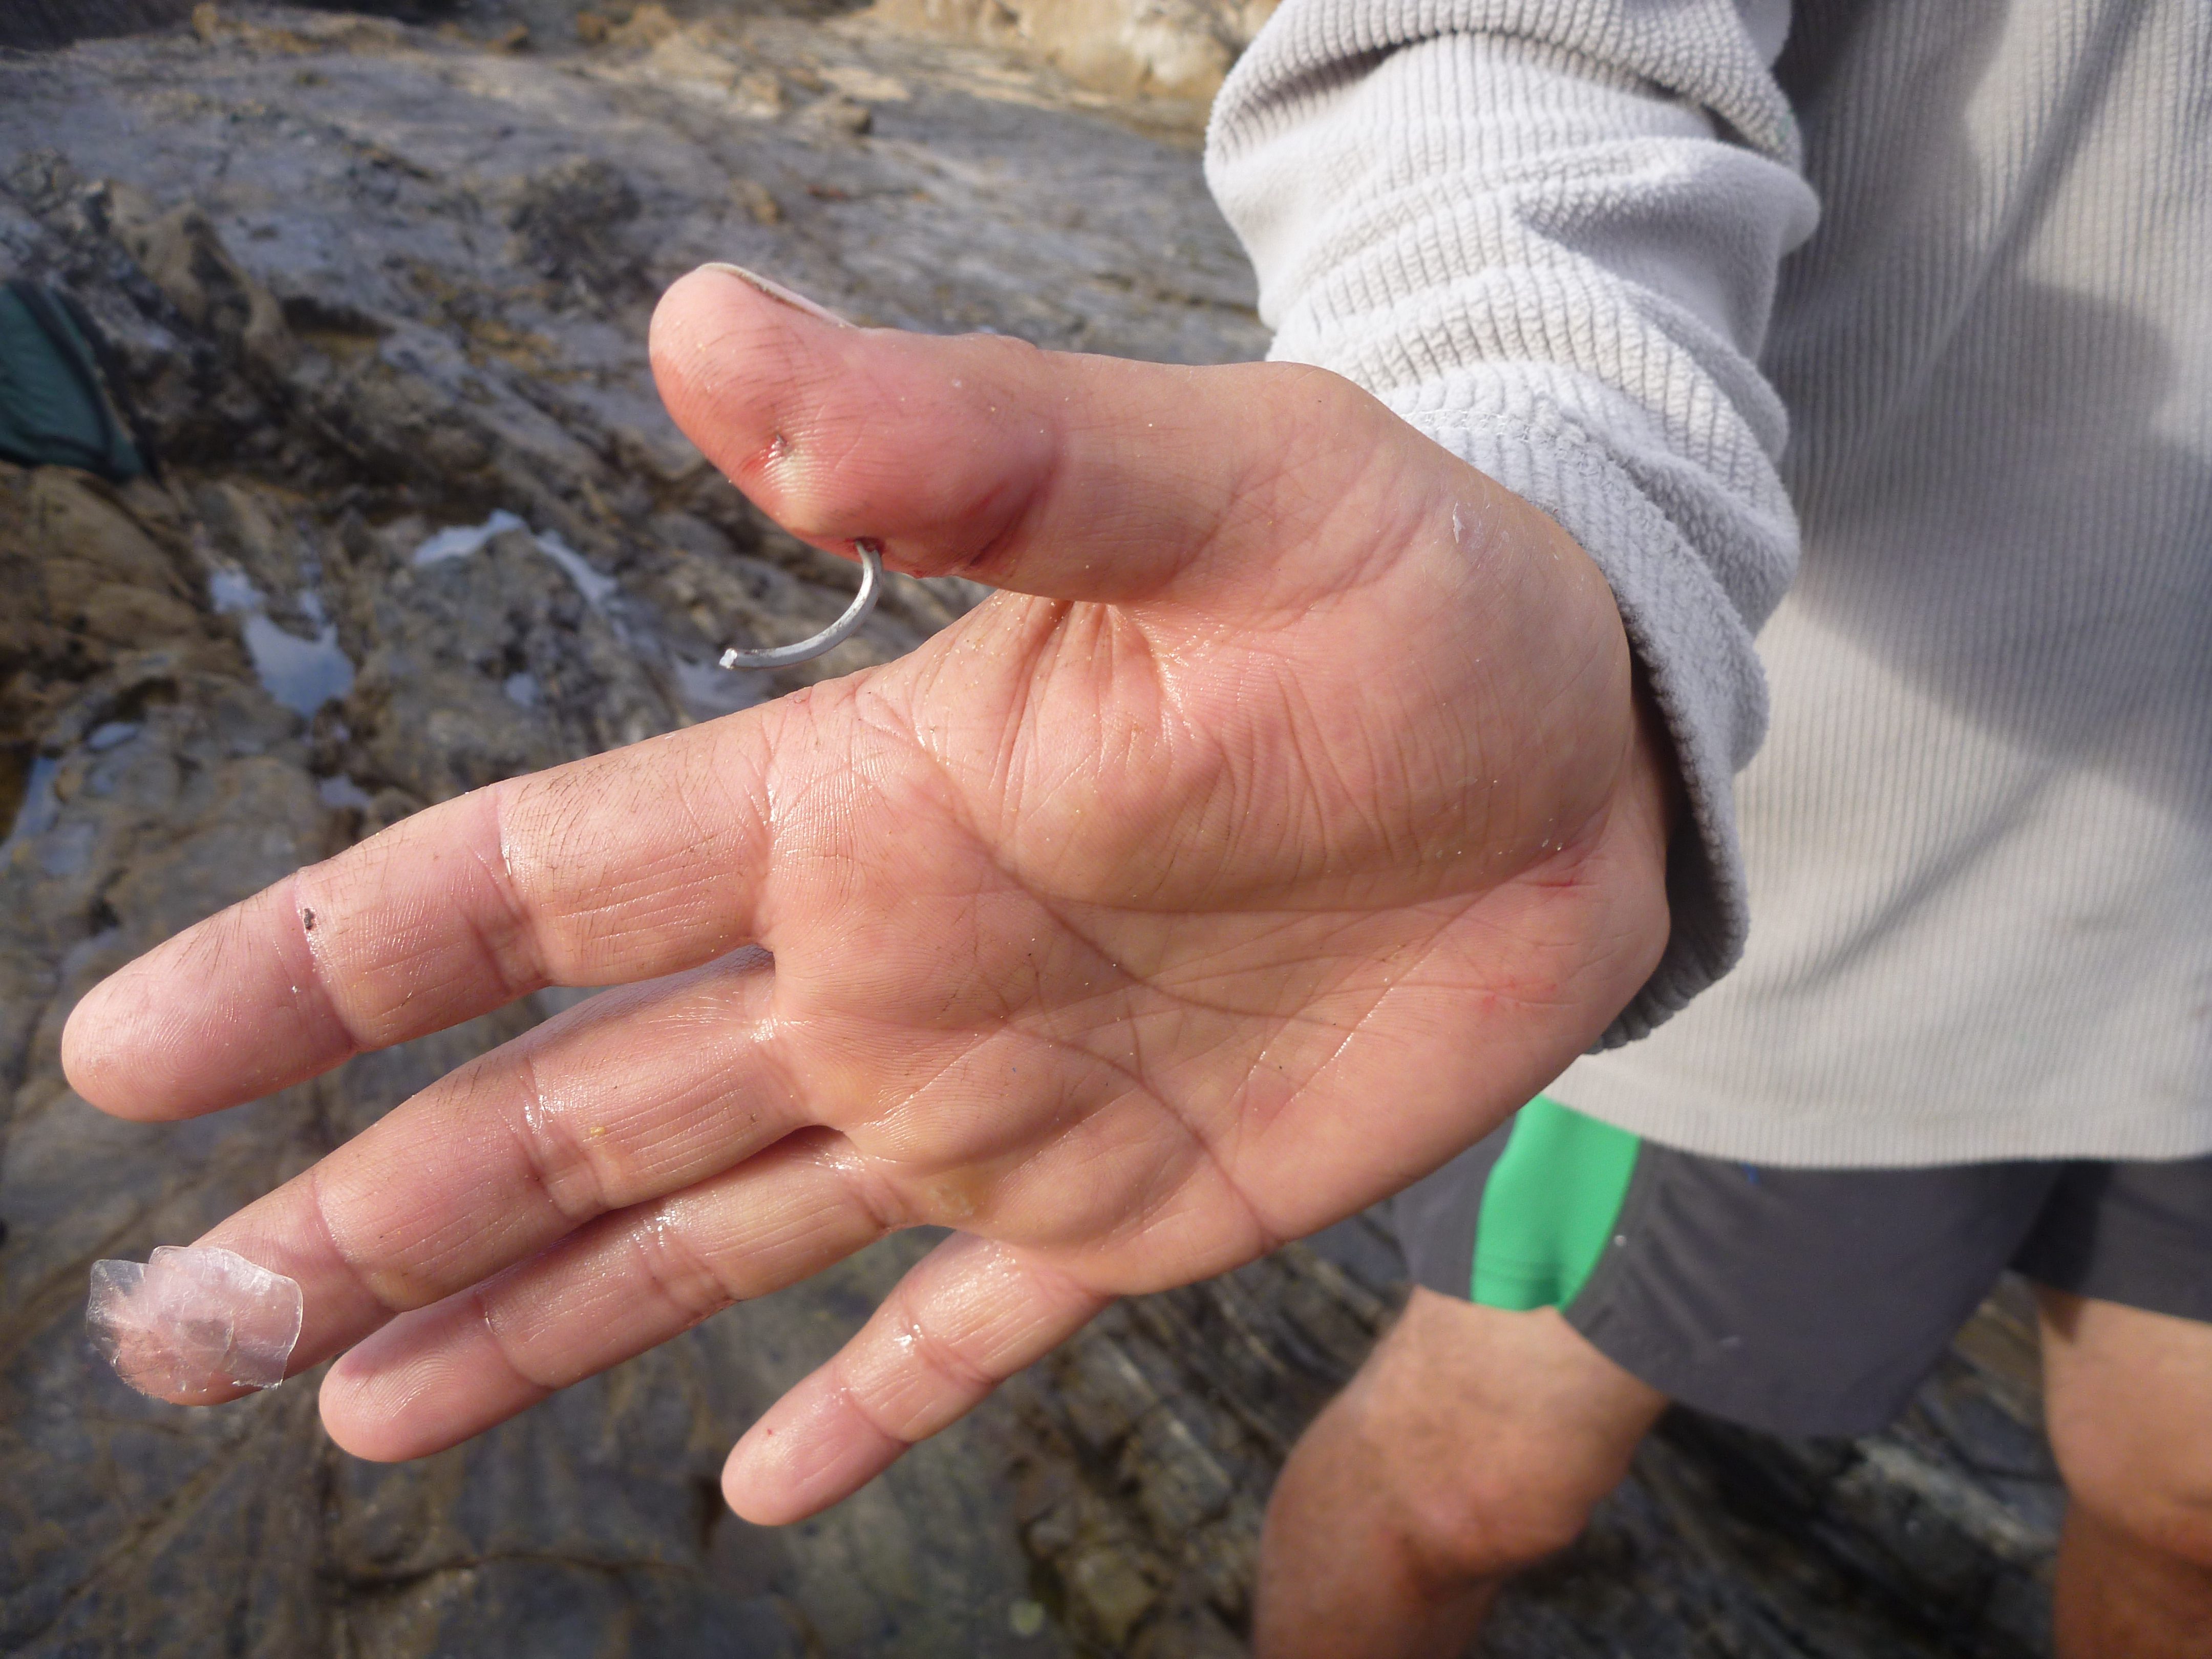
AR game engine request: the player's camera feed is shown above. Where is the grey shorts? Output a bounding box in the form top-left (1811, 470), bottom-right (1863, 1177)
top-left (1387, 1098), bottom-right (2212, 1437)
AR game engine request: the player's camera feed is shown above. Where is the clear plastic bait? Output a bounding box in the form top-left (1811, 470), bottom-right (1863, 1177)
top-left (88, 1245), bottom-right (304, 1402)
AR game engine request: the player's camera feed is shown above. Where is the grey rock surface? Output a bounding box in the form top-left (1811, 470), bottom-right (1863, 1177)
top-left (1, 6), bottom-right (2055, 1656)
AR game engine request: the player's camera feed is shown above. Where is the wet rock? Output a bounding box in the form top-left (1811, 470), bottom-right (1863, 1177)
top-left (339, 516), bottom-right (669, 802)
top-left (504, 156), bottom-right (648, 308)
top-left (103, 192), bottom-right (299, 378)
top-left (0, 1), bottom-right (194, 50)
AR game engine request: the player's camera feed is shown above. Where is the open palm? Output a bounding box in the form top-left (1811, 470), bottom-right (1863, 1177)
top-left (63, 267), bottom-right (1672, 1522)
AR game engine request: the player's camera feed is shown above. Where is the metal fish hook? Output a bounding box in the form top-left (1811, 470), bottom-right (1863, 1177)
top-left (717, 539), bottom-right (884, 671)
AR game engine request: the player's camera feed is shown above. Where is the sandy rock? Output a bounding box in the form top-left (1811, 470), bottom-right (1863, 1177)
top-left (795, 90), bottom-right (875, 134)
top-left (114, 200), bottom-right (297, 376)
top-left (730, 175), bottom-right (782, 223)
top-left (607, 1), bottom-right (679, 48)
top-left (872, 0), bottom-right (1281, 102)
top-left (30, 471), bottom-right (188, 606)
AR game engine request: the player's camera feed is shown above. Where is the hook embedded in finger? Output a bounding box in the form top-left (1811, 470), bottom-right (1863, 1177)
top-left (719, 540), bottom-right (885, 671)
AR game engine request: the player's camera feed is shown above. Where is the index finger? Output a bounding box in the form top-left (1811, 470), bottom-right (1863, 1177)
top-left (61, 704), bottom-right (793, 1121)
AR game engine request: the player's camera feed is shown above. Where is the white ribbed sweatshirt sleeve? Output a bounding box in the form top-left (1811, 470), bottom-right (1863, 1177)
top-left (1205, 0), bottom-right (1820, 1043)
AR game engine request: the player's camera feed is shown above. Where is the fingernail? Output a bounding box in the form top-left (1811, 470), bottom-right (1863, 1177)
top-left (700, 263), bottom-right (855, 329)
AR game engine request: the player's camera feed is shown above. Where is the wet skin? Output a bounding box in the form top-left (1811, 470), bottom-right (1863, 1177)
top-left (62, 266), bottom-right (1673, 1524)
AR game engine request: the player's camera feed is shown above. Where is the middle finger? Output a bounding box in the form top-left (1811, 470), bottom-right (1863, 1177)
top-left (315, 1126), bottom-right (892, 1460)
top-left (196, 949), bottom-right (812, 1380)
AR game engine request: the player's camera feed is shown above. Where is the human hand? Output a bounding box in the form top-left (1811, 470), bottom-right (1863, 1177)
top-left (62, 265), bottom-right (1673, 1522)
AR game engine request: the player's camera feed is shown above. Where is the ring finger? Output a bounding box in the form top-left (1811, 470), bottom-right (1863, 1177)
top-left (314, 1127), bottom-right (894, 1458)
top-left (193, 948), bottom-right (823, 1388)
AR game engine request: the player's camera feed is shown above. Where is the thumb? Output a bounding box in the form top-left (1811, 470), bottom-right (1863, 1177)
top-left (648, 263), bottom-right (1447, 609)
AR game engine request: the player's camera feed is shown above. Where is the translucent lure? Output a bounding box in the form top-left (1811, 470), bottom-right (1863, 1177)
top-left (88, 1245), bottom-right (304, 1401)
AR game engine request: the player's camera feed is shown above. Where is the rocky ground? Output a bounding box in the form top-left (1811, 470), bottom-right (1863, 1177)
top-left (1, 5), bottom-right (2061, 1655)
